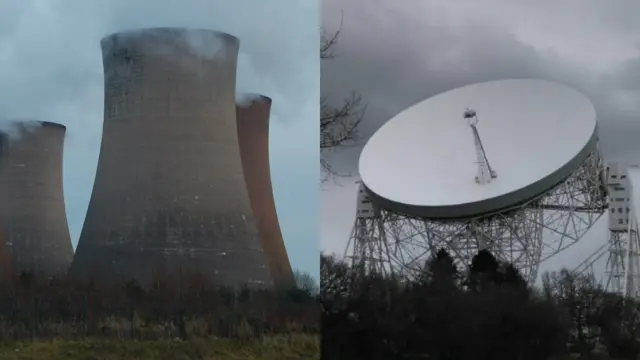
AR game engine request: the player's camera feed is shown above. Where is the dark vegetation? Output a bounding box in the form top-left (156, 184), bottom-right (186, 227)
top-left (0, 270), bottom-right (318, 342)
top-left (0, 334), bottom-right (318, 360)
top-left (321, 249), bottom-right (640, 360)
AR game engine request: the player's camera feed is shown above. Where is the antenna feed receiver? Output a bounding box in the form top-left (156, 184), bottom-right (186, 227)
top-left (463, 108), bottom-right (476, 119)
top-left (463, 108), bottom-right (478, 126)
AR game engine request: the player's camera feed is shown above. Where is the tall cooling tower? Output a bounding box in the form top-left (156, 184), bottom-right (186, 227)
top-left (236, 96), bottom-right (294, 289)
top-left (69, 28), bottom-right (273, 288)
top-left (0, 121), bottom-right (73, 278)
top-left (0, 231), bottom-right (13, 285)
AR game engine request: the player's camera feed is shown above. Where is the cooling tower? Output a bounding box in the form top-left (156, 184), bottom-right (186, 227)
top-left (236, 96), bottom-right (294, 289)
top-left (0, 121), bottom-right (73, 278)
top-left (69, 28), bottom-right (273, 288)
top-left (0, 231), bottom-right (13, 286)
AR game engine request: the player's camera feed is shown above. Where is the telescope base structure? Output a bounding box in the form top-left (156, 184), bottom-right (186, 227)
top-left (574, 230), bottom-right (640, 299)
top-left (603, 231), bottom-right (640, 298)
top-left (574, 164), bottom-right (640, 299)
top-left (347, 147), bottom-right (607, 284)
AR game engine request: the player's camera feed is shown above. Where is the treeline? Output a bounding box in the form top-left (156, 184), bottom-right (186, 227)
top-left (321, 249), bottom-right (640, 360)
top-left (0, 271), bottom-right (319, 341)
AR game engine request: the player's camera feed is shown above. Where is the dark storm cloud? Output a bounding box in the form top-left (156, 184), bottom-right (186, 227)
top-left (321, 0), bottom-right (640, 275)
top-left (322, 0), bottom-right (640, 174)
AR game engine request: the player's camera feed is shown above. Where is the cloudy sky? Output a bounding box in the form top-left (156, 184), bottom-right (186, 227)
top-left (0, 0), bottom-right (319, 278)
top-left (321, 0), bottom-right (640, 281)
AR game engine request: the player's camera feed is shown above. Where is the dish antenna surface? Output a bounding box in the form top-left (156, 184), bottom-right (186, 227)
top-left (359, 78), bottom-right (598, 219)
top-left (347, 79), bottom-right (607, 282)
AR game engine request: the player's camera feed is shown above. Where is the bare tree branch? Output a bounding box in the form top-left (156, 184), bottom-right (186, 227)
top-left (320, 15), bottom-right (367, 182)
top-left (320, 93), bottom-right (366, 150)
top-left (320, 15), bottom-right (341, 59)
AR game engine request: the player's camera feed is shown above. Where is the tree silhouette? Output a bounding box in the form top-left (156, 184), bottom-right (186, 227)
top-left (502, 263), bottom-right (527, 288)
top-left (421, 248), bottom-right (459, 294)
top-left (321, 248), bottom-right (586, 360)
top-left (468, 249), bottom-right (501, 291)
top-left (470, 249), bottom-right (499, 273)
top-left (320, 22), bottom-right (367, 181)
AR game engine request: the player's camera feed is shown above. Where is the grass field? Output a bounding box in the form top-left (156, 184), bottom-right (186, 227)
top-left (0, 333), bottom-right (319, 360)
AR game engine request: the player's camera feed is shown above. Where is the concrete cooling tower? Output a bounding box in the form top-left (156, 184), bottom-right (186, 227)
top-left (69, 28), bottom-right (273, 288)
top-left (0, 231), bottom-right (13, 285)
top-left (0, 121), bottom-right (73, 278)
top-left (236, 95), bottom-right (294, 289)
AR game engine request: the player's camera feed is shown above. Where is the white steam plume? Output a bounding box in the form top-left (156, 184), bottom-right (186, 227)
top-left (236, 93), bottom-right (270, 108)
top-left (0, 119), bottom-right (43, 140)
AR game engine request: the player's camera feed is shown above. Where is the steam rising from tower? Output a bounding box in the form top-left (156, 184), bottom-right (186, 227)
top-left (69, 28), bottom-right (273, 288)
top-left (0, 121), bottom-right (73, 277)
top-left (236, 95), bottom-right (294, 289)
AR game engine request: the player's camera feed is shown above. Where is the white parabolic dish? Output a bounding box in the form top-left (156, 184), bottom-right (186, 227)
top-left (359, 79), bottom-right (598, 219)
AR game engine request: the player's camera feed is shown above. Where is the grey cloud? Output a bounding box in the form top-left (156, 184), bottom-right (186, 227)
top-left (321, 0), bottom-right (640, 278)
top-left (608, 57), bottom-right (640, 91)
top-left (322, 0), bottom-right (640, 174)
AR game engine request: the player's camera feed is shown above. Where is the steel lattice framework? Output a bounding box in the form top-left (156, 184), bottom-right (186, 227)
top-left (346, 146), bottom-right (608, 283)
top-left (604, 231), bottom-right (640, 297)
top-left (573, 163), bottom-right (640, 298)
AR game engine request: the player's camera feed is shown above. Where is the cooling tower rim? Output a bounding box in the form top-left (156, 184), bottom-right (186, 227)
top-left (3, 120), bottom-right (65, 130)
top-left (237, 94), bottom-right (272, 104)
top-left (100, 27), bottom-right (238, 46)
top-left (40, 121), bottom-right (66, 130)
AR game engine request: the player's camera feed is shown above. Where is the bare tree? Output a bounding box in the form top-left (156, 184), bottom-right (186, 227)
top-left (320, 19), bottom-right (367, 181)
top-left (542, 269), bottom-right (603, 355)
top-left (293, 270), bottom-right (319, 295)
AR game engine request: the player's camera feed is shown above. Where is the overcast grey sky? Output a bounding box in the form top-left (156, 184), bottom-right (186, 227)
top-left (321, 0), bottom-right (640, 280)
top-left (0, 0), bottom-right (319, 278)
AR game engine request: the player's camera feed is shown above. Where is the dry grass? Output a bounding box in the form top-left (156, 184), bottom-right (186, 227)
top-left (0, 333), bottom-right (319, 360)
top-left (551, 354), bottom-right (620, 360)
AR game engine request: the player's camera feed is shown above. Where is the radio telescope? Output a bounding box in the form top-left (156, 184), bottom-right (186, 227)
top-left (345, 79), bottom-right (608, 283)
top-left (573, 163), bottom-right (640, 298)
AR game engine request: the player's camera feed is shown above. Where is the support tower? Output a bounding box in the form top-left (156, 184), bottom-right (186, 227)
top-left (463, 109), bottom-right (497, 184)
top-left (603, 163), bottom-right (640, 297)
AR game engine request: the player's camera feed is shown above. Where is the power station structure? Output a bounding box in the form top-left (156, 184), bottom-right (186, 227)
top-left (0, 121), bottom-right (73, 278)
top-left (573, 163), bottom-right (640, 298)
top-left (236, 95), bottom-right (294, 289)
top-left (0, 230), bottom-right (13, 286)
top-left (69, 28), bottom-right (273, 288)
top-left (345, 79), bottom-right (608, 284)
